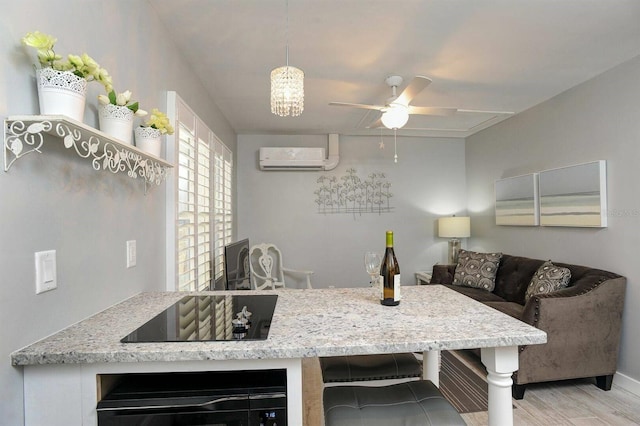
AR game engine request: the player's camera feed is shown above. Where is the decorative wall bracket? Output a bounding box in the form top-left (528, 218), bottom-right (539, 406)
top-left (3, 115), bottom-right (173, 188)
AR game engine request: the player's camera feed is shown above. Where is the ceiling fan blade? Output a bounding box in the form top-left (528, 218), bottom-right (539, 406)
top-left (408, 106), bottom-right (457, 116)
top-left (366, 117), bottom-right (384, 129)
top-left (329, 102), bottom-right (386, 111)
top-left (395, 76), bottom-right (431, 106)
top-left (456, 108), bottom-right (514, 115)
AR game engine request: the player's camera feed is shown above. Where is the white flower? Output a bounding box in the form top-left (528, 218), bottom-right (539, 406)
top-left (134, 109), bottom-right (148, 117)
top-left (115, 90), bottom-right (132, 106)
top-left (97, 94), bottom-right (110, 105)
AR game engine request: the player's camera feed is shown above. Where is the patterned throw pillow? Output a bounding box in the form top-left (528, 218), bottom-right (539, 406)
top-left (525, 261), bottom-right (571, 302)
top-left (452, 250), bottom-right (503, 291)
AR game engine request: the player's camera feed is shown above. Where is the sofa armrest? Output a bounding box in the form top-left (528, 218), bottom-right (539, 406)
top-left (520, 274), bottom-right (625, 325)
top-left (517, 276), bottom-right (626, 384)
top-left (429, 264), bottom-right (456, 284)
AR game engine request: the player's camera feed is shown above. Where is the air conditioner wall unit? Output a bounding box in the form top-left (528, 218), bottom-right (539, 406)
top-left (259, 147), bottom-right (326, 170)
top-left (259, 134), bottom-right (340, 171)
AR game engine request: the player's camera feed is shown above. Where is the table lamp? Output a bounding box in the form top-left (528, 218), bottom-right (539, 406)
top-left (438, 216), bottom-right (471, 265)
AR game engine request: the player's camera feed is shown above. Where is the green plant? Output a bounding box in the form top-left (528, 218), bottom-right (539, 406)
top-left (142, 108), bottom-right (174, 135)
top-left (98, 90), bottom-right (147, 116)
top-left (22, 31), bottom-right (112, 92)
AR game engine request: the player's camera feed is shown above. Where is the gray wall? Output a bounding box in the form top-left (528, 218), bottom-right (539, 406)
top-left (0, 1), bottom-right (235, 424)
top-left (466, 54), bottom-right (640, 389)
top-left (237, 134), bottom-right (467, 288)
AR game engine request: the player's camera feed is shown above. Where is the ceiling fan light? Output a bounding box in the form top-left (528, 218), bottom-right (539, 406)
top-left (271, 65), bottom-right (304, 117)
top-left (381, 104), bottom-right (409, 129)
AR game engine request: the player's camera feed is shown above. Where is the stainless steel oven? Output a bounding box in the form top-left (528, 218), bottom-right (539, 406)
top-left (97, 370), bottom-right (286, 426)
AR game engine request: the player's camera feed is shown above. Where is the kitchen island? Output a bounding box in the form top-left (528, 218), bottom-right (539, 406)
top-left (12, 286), bottom-right (547, 425)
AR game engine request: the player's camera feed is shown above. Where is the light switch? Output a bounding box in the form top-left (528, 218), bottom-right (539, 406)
top-left (126, 240), bottom-right (136, 268)
top-left (35, 250), bottom-right (57, 294)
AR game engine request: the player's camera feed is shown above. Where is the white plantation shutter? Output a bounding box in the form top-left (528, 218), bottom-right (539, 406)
top-left (168, 93), bottom-right (233, 292)
top-left (195, 120), bottom-right (212, 290)
top-left (177, 115), bottom-right (197, 291)
top-left (213, 140), bottom-right (233, 284)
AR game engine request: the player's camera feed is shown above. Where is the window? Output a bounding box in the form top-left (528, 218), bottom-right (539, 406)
top-left (167, 93), bottom-right (233, 291)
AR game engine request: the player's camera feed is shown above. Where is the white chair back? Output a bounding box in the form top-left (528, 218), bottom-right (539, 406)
top-left (250, 243), bottom-right (287, 290)
top-left (249, 243), bottom-right (314, 290)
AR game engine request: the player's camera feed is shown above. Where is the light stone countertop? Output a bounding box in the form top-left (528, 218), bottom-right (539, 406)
top-left (11, 285), bottom-right (547, 366)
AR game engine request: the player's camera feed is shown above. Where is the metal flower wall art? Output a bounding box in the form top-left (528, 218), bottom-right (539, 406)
top-left (314, 168), bottom-right (394, 218)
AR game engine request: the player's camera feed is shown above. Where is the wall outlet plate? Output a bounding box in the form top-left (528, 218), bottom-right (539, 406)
top-left (35, 250), bottom-right (57, 294)
top-left (126, 240), bottom-right (136, 268)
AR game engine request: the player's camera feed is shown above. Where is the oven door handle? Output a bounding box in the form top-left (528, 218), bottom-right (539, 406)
top-left (97, 394), bottom-right (249, 413)
top-left (250, 392), bottom-right (287, 400)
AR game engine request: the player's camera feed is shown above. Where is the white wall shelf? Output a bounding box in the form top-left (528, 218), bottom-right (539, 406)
top-left (3, 115), bottom-right (173, 187)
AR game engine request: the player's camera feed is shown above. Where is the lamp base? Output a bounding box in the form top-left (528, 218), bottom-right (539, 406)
top-left (448, 239), bottom-right (461, 265)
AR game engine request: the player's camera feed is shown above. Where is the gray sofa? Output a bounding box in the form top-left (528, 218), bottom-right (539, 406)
top-left (430, 253), bottom-right (626, 399)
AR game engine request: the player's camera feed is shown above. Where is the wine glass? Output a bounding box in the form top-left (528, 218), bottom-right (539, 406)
top-left (364, 251), bottom-right (382, 287)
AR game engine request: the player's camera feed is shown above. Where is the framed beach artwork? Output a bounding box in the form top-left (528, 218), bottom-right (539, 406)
top-left (538, 160), bottom-right (607, 228)
top-left (495, 173), bottom-right (539, 226)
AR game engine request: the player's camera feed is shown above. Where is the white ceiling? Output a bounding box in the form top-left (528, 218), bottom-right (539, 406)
top-left (148, 0), bottom-right (640, 138)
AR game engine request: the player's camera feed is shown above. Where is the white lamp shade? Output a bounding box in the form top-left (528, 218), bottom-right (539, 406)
top-left (438, 216), bottom-right (471, 238)
top-left (381, 103), bottom-right (409, 129)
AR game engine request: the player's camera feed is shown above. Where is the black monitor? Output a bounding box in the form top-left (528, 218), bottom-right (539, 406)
top-left (224, 239), bottom-right (251, 290)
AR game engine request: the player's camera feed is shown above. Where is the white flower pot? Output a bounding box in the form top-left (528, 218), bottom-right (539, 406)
top-left (36, 68), bottom-right (87, 122)
top-left (99, 104), bottom-right (134, 144)
top-left (134, 127), bottom-right (162, 158)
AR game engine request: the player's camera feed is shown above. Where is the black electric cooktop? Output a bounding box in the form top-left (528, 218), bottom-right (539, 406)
top-left (121, 295), bottom-right (278, 343)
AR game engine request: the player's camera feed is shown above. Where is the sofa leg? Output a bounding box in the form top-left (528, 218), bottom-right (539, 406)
top-left (596, 375), bottom-right (613, 391)
top-left (512, 384), bottom-right (526, 400)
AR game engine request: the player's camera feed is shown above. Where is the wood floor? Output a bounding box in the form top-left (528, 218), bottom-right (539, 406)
top-left (302, 357), bottom-right (640, 426)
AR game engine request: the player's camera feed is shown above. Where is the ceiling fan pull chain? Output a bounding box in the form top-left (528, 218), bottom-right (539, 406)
top-left (394, 129), bottom-right (398, 163)
top-left (379, 129), bottom-right (385, 149)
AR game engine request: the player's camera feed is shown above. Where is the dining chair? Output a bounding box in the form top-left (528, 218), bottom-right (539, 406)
top-left (249, 243), bottom-right (313, 290)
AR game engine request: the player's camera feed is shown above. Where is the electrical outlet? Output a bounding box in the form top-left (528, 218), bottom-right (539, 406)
top-left (126, 240), bottom-right (136, 268)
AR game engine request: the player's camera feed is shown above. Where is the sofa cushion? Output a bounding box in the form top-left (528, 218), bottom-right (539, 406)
top-left (524, 261), bottom-right (571, 302)
top-left (493, 254), bottom-right (546, 305)
top-left (452, 250), bottom-right (502, 291)
top-left (440, 284), bottom-right (506, 303)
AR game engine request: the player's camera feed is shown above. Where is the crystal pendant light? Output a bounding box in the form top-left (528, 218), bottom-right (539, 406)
top-left (270, 0), bottom-right (304, 117)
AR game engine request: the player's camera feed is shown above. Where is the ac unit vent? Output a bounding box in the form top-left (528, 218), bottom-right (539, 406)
top-left (259, 147), bottom-right (326, 171)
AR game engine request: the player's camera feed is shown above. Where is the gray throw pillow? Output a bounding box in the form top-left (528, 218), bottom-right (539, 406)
top-left (525, 261), bottom-right (571, 302)
top-left (452, 250), bottom-right (503, 291)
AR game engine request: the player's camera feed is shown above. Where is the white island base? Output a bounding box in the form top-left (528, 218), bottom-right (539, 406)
top-left (23, 358), bottom-right (303, 426)
top-left (25, 349), bottom-right (520, 426)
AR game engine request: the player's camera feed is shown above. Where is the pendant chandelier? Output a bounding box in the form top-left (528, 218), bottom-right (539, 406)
top-left (270, 0), bottom-right (304, 117)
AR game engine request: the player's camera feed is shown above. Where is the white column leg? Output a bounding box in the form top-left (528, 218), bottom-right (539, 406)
top-left (422, 350), bottom-right (440, 387)
top-left (287, 358), bottom-right (304, 426)
top-left (481, 346), bottom-right (518, 426)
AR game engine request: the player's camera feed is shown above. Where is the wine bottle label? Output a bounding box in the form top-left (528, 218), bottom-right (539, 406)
top-left (394, 274), bottom-right (401, 301)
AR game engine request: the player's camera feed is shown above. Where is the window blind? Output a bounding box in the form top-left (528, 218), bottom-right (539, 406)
top-left (214, 140), bottom-right (233, 285)
top-left (171, 95), bottom-right (233, 292)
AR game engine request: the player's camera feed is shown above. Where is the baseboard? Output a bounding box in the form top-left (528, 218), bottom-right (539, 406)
top-left (613, 371), bottom-right (640, 397)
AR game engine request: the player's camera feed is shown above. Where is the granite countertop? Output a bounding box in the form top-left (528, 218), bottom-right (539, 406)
top-left (11, 285), bottom-right (546, 366)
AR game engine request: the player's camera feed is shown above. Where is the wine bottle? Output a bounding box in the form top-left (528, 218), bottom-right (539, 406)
top-left (380, 230), bottom-right (401, 306)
